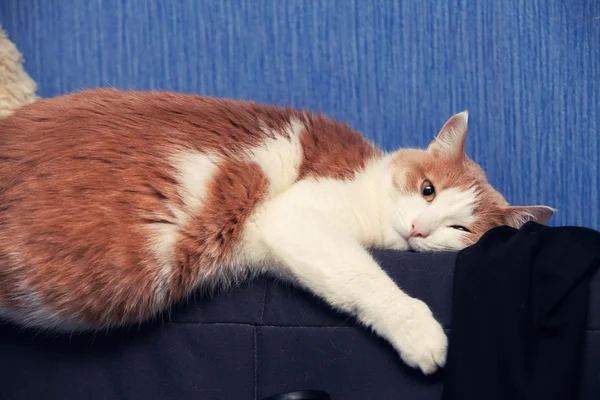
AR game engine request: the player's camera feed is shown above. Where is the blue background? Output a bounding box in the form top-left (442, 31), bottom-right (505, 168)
top-left (1, 0), bottom-right (599, 229)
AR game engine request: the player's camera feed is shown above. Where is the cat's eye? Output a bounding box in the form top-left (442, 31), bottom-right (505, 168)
top-left (421, 180), bottom-right (436, 202)
top-left (450, 225), bottom-right (471, 233)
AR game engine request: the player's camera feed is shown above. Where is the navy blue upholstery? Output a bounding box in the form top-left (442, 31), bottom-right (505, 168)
top-left (1, 251), bottom-right (597, 399)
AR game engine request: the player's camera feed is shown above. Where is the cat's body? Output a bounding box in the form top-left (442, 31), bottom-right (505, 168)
top-left (0, 89), bottom-right (553, 374)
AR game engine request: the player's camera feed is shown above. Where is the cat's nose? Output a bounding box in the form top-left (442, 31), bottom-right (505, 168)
top-left (409, 224), bottom-right (429, 238)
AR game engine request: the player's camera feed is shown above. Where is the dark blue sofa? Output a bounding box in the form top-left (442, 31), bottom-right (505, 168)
top-left (0, 251), bottom-right (598, 399)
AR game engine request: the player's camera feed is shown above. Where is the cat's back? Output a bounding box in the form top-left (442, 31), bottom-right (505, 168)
top-left (0, 88), bottom-right (312, 207)
top-left (0, 88), bottom-right (304, 157)
top-left (0, 88), bottom-right (382, 185)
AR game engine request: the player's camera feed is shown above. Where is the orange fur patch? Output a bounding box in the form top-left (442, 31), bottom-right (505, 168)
top-left (298, 115), bottom-right (382, 180)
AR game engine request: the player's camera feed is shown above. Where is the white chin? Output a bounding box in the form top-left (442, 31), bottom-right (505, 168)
top-left (408, 239), bottom-right (424, 252)
top-left (409, 238), bottom-right (464, 252)
top-left (408, 238), bottom-right (440, 252)
top-left (389, 238), bottom-right (411, 251)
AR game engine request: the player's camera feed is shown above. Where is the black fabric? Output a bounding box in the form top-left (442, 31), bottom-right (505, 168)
top-left (443, 222), bottom-right (600, 400)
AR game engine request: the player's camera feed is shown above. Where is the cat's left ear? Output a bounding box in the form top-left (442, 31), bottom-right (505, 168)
top-left (427, 111), bottom-right (469, 158)
top-left (504, 205), bottom-right (555, 229)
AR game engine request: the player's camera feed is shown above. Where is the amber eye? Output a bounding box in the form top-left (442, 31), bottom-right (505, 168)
top-left (421, 180), bottom-right (436, 202)
top-left (450, 225), bottom-right (471, 233)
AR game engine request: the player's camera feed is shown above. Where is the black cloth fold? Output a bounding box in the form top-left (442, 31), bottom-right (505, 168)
top-left (443, 222), bottom-right (600, 400)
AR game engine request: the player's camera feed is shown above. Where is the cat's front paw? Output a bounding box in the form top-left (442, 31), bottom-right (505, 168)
top-left (393, 300), bottom-right (447, 375)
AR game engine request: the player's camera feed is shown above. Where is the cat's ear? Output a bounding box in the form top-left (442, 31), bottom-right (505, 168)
top-left (504, 205), bottom-right (555, 229)
top-left (427, 111), bottom-right (469, 158)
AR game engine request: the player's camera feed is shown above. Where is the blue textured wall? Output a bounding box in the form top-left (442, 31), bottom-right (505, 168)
top-left (1, 0), bottom-right (599, 229)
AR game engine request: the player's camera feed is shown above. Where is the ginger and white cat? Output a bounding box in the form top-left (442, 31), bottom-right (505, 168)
top-left (0, 89), bottom-right (553, 374)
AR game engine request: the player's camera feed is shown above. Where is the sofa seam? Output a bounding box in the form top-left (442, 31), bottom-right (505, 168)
top-left (259, 282), bottom-right (267, 325)
top-left (253, 326), bottom-right (258, 400)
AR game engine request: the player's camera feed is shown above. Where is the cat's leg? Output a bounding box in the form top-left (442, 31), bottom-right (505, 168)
top-left (257, 206), bottom-right (447, 374)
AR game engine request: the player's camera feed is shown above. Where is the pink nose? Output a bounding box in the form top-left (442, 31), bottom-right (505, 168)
top-left (409, 224), bottom-right (428, 238)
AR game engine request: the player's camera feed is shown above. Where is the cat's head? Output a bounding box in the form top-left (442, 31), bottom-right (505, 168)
top-left (388, 111), bottom-right (554, 251)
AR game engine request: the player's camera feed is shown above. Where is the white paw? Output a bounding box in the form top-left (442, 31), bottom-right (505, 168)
top-left (392, 299), bottom-right (448, 374)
